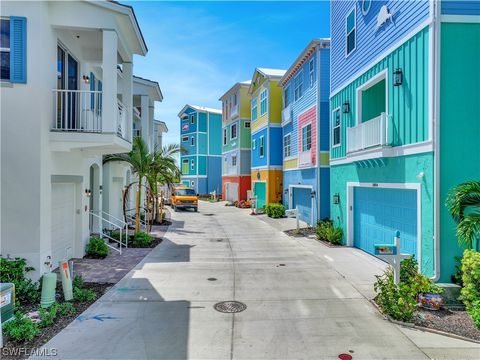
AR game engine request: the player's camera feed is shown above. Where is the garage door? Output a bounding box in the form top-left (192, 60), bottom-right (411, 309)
top-left (51, 183), bottom-right (76, 267)
top-left (353, 187), bottom-right (418, 258)
top-left (292, 187), bottom-right (312, 225)
top-left (253, 182), bottom-right (266, 209)
top-left (225, 182), bottom-right (239, 202)
top-left (111, 179), bottom-right (123, 220)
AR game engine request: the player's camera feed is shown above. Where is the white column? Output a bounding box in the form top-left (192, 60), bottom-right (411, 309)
top-left (122, 61), bottom-right (133, 142)
top-left (102, 30), bottom-right (118, 133)
top-left (140, 95), bottom-right (149, 147)
top-left (149, 104), bottom-right (155, 151)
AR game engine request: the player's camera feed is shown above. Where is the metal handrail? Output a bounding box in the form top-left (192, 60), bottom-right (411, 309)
top-left (90, 211), bottom-right (126, 254)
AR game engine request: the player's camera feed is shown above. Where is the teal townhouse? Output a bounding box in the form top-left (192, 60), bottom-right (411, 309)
top-left (178, 105), bottom-right (223, 195)
top-left (329, 0), bottom-right (480, 282)
top-left (279, 39), bottom-right (331, 226)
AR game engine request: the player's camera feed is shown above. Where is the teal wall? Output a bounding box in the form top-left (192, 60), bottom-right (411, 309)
top-left (331, 27), bottom-right (429, 159)
top-left (198, 133), bottom-right (207, 154)
top-left (198, 112), bottom-right (207, 132)
top-left (222, 120), bottom-right (239, 153)
top-left (240, 119), bottom-right (251, 148)
top-left (330, 152), bottom-right (435, 276)
top-left (362, 79), bottom-right (386, 121)
top-left (198, 156), bottom-right (207, 175)
top-left (439, 22), bottom-right (480, 282)
top-left (208, 113), bottom-right (222, 155)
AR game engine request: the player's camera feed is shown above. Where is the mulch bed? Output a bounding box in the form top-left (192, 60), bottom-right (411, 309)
top-left (106, 235), bottom-right (163, 249)
top-left (413, 307), bottom-right (480, 342)
top-left (1, 283), bottom-right (112, 360)
top-left (284, 227), bottom-right (317, 238)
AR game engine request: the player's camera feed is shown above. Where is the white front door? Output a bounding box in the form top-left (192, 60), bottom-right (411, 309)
top-left (51, 183), bottom-right (76, 267)
top-left (225, 182), bottom-right (239, 202)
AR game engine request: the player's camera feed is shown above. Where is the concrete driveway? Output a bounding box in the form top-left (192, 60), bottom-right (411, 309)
top-left (34, 202), bottom-right (480, 359)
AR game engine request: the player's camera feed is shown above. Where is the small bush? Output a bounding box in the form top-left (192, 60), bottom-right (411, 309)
top-left (132, 231), bottom-right (153, 247)
top-left (374, 256), bottom-right (443, 322)
top-left (316, 219), bottom-right (333, 241)
top-left (57, 302), bottom-right (76, 317)
top-left (73, 287), bottom-right (97, 302)
top-left (3, 312), bottom-right (39, 341)
top-left (325, 226), bottom-right (343, 245)
top-left (73, 275), bottom-right (85, 289)
top-left (265, 203), bottom-right (285, 219)
top-left (85, 237), bottom-right (108, 259)
top-left (0, 257), bottom-right (40, 306)
top-left (39, 303), bottom-right (59, 328)
top-left (461, 250), bottom-right (480, 329)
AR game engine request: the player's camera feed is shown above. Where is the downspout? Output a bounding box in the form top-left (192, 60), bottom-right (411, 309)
top-left (432, 0), bottom-right (441, 282)
top-left (316, 47), bottom-right (322, 223)
top-left (266, 81), bottom-right (271, 202)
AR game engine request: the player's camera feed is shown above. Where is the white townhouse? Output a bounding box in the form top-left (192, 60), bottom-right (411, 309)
top-left (0, 0), bottom-right (148, 279)
top-left (102, 75), bottom-right (166, 224)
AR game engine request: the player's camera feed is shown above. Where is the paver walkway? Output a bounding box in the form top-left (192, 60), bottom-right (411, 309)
top-left (33, 202), bottom-right (480, 359)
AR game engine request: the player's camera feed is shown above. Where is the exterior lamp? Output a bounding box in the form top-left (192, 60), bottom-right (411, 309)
top-left (310, 190), bottom-right (316, 199)
top-left (284, 188), bottom-right (289, 195)
top-left (333, 193), bottom-right (340, 204)
top-left (82, 75), bottom-right (90, 84)
top-left (85, 189), bottom-right (92, 197)
top-left (393, 68), bottom-right (403, 86)
top-left (99, 185), bottom-right (103, 195)
top-left (342, 101), bottom-right (350, 114)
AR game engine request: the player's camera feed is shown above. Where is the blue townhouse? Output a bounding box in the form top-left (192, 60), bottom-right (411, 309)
top-left (178, 105), bottom-right (223, 195)
top-left (329, 0), bottom-right (480, 281)
top-left (279, 39), bottom-right (331, 226)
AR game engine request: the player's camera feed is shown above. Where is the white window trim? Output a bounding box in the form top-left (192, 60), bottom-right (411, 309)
top-left (355, 69), bottom-right (388, 124)
top-left (252, 139), bottom-right (256, 150)
top-left (259, 136), bottom-right (265, 158)
top-left (182, 135), bottom-right (189, 142)
top-left (190, 114), bottom-right (195, 124)
top-left (309, 59), bottom-right (315, 87)
top-left (232, 155), bottom-right (237, 167)
top-left (345, 5), bottom-right (357, 58)
top-left (301, 123), bottom-right (312, 152)
top-left (230, 123), bottom-right (238, 140)
top-left (332, 107), bottom-right (342, 149)
top-left (251, 98), bottom-right (258, 121)
top-left (283, 133), bottom-right (291, 158)
top-left (260, 88), bottom-right (268, 116)
top-left (294, 70), bottom-right (304, 102)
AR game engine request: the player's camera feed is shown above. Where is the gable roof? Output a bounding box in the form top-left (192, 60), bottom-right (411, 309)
top-left (133, 75), bottom-right (163, 101)
top-left (177, 104), bottom-right (222, 118)
top-left (280, 38), bottom-right (330, 86)
top-left (248, 68), bottom-right (286, 94)
top-left (219, 80), bottom-right (251, 101)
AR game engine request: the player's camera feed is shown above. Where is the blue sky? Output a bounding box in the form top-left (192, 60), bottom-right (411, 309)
top-left (128, 1), bottom-right (330, 146)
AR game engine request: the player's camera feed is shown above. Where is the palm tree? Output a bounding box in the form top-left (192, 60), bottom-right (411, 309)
top-left (445, 181), bottom-right (480, 249)
top-left (104, 137), bottom-right (152, 233)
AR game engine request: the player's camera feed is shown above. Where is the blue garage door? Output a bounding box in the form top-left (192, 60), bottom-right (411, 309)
top-left (292, 187), bottom-right (312, 225)
top-left (354, 187), bottom-right (418, 258)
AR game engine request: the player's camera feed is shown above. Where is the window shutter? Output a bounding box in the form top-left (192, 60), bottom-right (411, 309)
top-left (10, 16), bottom-right (27, 84)
top-left (90, 72), bottom-right (95, 109)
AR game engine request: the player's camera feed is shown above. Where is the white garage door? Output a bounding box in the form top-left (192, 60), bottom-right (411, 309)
top-left (225, 182), bottom-right (239, 202)
top-left (51, 183), bottom-right (75, 267)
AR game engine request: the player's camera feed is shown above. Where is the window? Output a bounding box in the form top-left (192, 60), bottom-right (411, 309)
top-left (294, 71), bottom-right (304, 101)
top-left (190, 159), bottom-right (194, 170)
top-left (284, 133), bottom-right (291, 158)
top-left (252, 139), bottom-right (256, 150)
top-left (260, 89), bottom-right (268, 115)
top-left (302, 124), bottom-right (312, 152)
top-left (232, 155), bottom-right (237, 166)
top-left (0, 19), bottom-right (10, 80)
top-left (251, 98), bottom-right (258, 120)
top-left (182, 159), bottom-right (189, 174)
top-left (332, 108), bottom-right (341, 147)
top-left (244, 121), bottom-right (250, 128)
top-left (182, 135), bottom-right (189, 142)
top-left (191, 181), bottom-right (195, 187)
top-left (309, 59), bottom-right (315, 87)
top-left (191, 136), bottom-right (195, 146)
top-left (346, 8), bottom-right (356, 56)
top-left (176, 188), bottom-right (195, 196)
top-left (230, 123), bottom-right (237, 140)
top-left (283, 87), bottom-right (290, 108)
top-left (223, 128), bottom-right (227, 145)
top-left (190, 114), bottom-right (195, 124)
top-left (259, 136), bottom-right (265, 157)
top-left (234, 92), bottom-right (237, 106)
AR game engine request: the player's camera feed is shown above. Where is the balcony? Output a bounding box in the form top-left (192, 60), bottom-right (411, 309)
top-left (298, 149), bottom-right (312, 168)
top-left (230, 104), bottom-right (239, 119)
top-left (282, 105), bottom-right (292, 126)
top-left (50, 90), bottom-right (131, 154)
top-left (347, 113), bottom-right (388, 154)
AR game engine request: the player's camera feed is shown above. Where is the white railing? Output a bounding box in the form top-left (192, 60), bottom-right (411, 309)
top-left (116, 99), bottom-right (128, 140)
top-left (52, 90), bottom-right (102, 132)
top-left (90, 211), bottom-right (127, 254)
top-left (230, 104), bottom-right (239, 118)
top-left (347, 113), bottom-right (388, 153)
top-left (133, 129), bottom-right (141, 138)
top-left (282, 104), bottom-right (292, 126)
top-left (298, 149), bottom-right (312, 167)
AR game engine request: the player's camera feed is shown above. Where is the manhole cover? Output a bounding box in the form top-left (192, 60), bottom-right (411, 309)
top-left (207, 277), bottom-right (217, 281)
top-left (214, 301), bottom-right (247, 313)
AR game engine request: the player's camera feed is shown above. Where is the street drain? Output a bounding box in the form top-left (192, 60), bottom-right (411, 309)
top-left (209, 238), bottom-right (225, 242)
top-left (214, 301), bottom-right (247, 313)
top-left (203, 213), bottom-right (215, 216)
top-left (207, 277), bottom-right (217, 281)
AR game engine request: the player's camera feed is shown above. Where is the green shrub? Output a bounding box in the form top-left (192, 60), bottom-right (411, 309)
top-left (85, 237), bottom-right (109, 259)
top-left (39, 303), bottom-right (59, 328)
top-left (3, 312), bottom-right (39, 341)
top-left (73, 287), bottom-right (97, 302)
top-left (0, 257), bottom-right (40, 306)
top-left (265, 203), bottom-right (285, 219)
top-left (316, 219), bottom-right (333, 241)
top-left (325, 226), bottom-right (343, 245)
top-left (132, 231), bottom-right (153, 247)
top-left (57, 302), bottom-right (76, 317)
top-left (374, 256), bottom-right (443, 322)
top-left (73, 275), bottom-right (85, 289)
top-left (461, 249), bottom-right (480, 329)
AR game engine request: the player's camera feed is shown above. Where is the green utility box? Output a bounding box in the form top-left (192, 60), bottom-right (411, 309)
top-left (1, 283), bottom-right (15, 324)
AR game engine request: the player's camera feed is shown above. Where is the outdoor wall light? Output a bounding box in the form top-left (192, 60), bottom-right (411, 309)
top-left (284, 188), bottom-right (289, 195)
top-left (333, 193), bottom-right (340, 204)
top-left (99, 185), bottom-right (103, 195)
top-left (310, 190), bottom-right (316, 199)
top-left (393, 68), bottom-right (403, 86)
top-left (82, 75), bottom-right (90, 84)
top-left (85, 189), bottom-right (92, 197)
top-left (342, 101), bottom-right (350, 114)
top-left (416, 171), bottom-right (425, 180)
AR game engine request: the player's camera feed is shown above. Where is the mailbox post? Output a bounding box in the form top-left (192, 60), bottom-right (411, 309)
top-left (374, 231), bottom-right (411, 284)
top-left (285, 207), bottom-right (299, 232)
top-left (250, 196), bottom-right (257, 215)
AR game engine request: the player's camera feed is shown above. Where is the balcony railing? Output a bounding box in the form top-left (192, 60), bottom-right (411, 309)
top-left (282, 104), bottom-right (292, 126)
top-left (116, 99), bottom-right (128, 140)
top-left (347, 113), bottom-right (388, 153)
top-left (298, 149), bottom-right (312, 168)
top-left (133, 129), bottom-right (141, 138)
top-left (230, 104), bottom-right (239, 119)
top-left (52, 89), bottom-right (102, 132)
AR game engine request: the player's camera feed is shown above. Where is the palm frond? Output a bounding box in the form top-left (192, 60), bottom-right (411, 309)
top-left (445, 181), bottom-right (480, 222)
top-left (456, 213), bottom-right (480, 249)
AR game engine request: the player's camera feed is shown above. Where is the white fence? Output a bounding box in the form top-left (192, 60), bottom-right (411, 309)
top-left (347, 113), bottom-right (388, 153)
